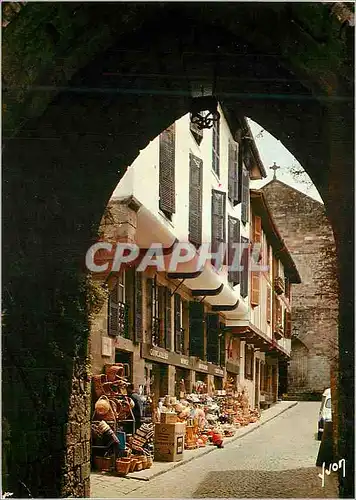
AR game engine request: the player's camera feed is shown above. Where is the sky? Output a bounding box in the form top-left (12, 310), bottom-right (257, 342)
top-left (247, 119), bottom-right (323, 204)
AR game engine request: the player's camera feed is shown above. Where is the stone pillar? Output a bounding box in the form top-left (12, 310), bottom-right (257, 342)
top-left (132, 348), bottom-right (145, 389)
top-left (239, 342), bottom-right (246, 388)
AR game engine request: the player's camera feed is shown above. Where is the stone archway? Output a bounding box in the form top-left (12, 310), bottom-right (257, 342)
top-left (2, 3), bottom-right (353, 497)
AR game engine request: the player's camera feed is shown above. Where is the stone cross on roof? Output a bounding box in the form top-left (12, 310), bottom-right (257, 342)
top-left (270, 162), bottom-right (281, 180)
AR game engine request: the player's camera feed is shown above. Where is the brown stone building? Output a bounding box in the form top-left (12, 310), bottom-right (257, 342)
top-left (261, 179), bottom-right (338, 397)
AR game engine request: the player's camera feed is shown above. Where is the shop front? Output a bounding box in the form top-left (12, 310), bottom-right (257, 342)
top-left (225, 360), bottom-right (240, 395)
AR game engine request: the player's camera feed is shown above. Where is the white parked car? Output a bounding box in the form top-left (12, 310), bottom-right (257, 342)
top-left (317, 388), bottom-right (332, 440)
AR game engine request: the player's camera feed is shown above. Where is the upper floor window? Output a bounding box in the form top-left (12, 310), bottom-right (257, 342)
top-left (228, 216), bottom-right (240, 286)
top-left (190, 117), bottom-right (203, 145)
top-left (159, 123), bottom-right (176, 220)
top-left (188, 153), bottom-right (203, 248)
top-left (228, 139), bottom-right (239, 205)
top-left (211, 190), bottom-right (226, 268)
top-left (240, 236), bottom-right (249, 298)
top-left (241, 164), bottom-right (250, 224)
top-left (212, 120), bottom-right (220, 177)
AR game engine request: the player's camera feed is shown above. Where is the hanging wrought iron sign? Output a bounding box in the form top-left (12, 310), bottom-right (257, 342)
top-left (190, 96), bottom-right (220, 130)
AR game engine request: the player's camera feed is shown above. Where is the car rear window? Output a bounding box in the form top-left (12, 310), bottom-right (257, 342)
top-left (325, 398), bottom-right (331, 409)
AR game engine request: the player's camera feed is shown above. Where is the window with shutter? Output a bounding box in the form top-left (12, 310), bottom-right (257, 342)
top-left (158, 285), bottom-right (166, 347)
top-left (159, 123), bottom-right (176, 218)
top-left (206, 313), bottom-right (219, 365)
top-left (164, 288), bottom-right (172, 351)
top-left (189, 301), bottom-right (205, 360)
top-left (284, 311), bottom-right (292, 339)
top-left (228, 216), bottom-right (240, 285)
top-left (211, 190), bottom-right (226, 267)
top-left (108, 285), bottom-right (118, 337)
top-left (266, 285), bottom-right (272, 323)
top-left (108, 271), bottom-right (130, 338)
top-left (134, 271), bottom-right (143, 343)
top-left (253, 214), bottom-right (262, 243)
top-left (190, 118), bottom-right (203, 145)
top-left (228, 140), bottom-right (239, 205)
top-left (244, 344), bottom-right (254, 379)
top-left (212, 120), bottom-right (220, 177)
top-left (188, 153), bottom-right (203, 248)
top-left (240, 236), bottom-right (249, 298)
top-left (174, 294), bottom-right (184, 354)
top-left (148, 277), bottom-right (161, 347)
top-left (241, 165), bottom-right (250, 224)
top-left (250, 272), bottom-right (260, 307)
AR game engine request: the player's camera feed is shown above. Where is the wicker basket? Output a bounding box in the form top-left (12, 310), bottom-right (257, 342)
top-left (115, 457), bottom-right (131, 476)
top-left (94, 456), bottom-right (113, 472)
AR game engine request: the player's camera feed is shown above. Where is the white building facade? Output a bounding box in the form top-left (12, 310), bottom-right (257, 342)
top-left (90, 105), bottom-right (300, 408)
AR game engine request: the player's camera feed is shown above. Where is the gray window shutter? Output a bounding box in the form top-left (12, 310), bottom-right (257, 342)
top-left (228, 140), bottom-right (239, 205)
top-left (165, 288), bottom-right (172, 351)
top-left (188, 153), bottom-right (203, 247)
top-left (159, 123), bottom-right (176, 216)
top-left (211, 190), bottom-right (226, 259)
top-left (206, 313), bottom-right (219, 365)
top-left (241, 165), bottom-right (250, 224)
top-left (189, 301), bottom-right (205, 360)
top-left (240, 236), bottom-right (249, 298)
top-left (174, 294), bottom-right (183, 353)
top-left (228, 216), bottom-right (240, 285)
top-left (134, 271), bottom-right (143, 343)
top-left (212, 120), bottom-right (220, 177)
top-left (190, 118), bottom-right (203, 145)
top-left (108, 286), bottom-right (118, 337)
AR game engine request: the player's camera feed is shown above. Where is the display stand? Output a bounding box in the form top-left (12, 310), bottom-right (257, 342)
top-left (91, 398), bottom-right (136, 468)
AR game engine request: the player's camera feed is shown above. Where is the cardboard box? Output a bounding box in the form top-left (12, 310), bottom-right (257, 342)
top-left (160, 412), bottom-right (178, 424)
top-left (154, 423), bottom-right (186, 462)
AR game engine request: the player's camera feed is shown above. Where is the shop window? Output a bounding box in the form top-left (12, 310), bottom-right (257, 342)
top-left (189, 301), bottom-right (205, 360)
top-left (206, 313), bottom-right (219, 365)
top-left (159, 123), bottom-right (176, 220)
top-left (108, 270), bottom-right (130, 339)
top-left (212, 119), bottom-right (220, 177)
top-left (244, 344), bottom-right (254, 380)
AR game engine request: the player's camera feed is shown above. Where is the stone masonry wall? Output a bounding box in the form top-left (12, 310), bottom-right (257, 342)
top-left (262, 180), bottom-right (338, 395)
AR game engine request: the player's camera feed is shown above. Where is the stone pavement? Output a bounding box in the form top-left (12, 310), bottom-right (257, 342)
top-left (90, 400), bottom-right (299, 497)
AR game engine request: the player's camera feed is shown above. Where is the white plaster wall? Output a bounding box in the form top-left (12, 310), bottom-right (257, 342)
top-left (111, 106), bottom-right (253, 297)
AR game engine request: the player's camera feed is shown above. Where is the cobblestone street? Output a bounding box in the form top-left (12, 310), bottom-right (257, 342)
top-left (91, 402), bottom-right (339, 498)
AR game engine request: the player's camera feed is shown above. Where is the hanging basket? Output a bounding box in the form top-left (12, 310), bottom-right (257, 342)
top-left (94, 396), bottom-right (116, 422)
